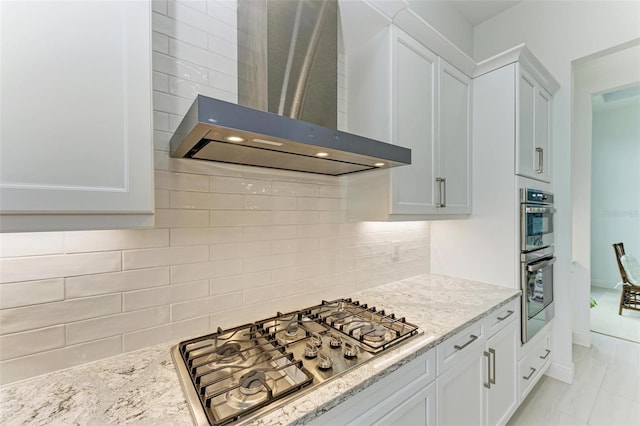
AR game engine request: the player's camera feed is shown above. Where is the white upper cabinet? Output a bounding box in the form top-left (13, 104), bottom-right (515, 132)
top-left (0, 0), bottom-right (154, 232)
top-left (346, 26), bottom-right (471, 221)
top-left (517, 66), bottom-right (552, 182)
top-left (437, 59), bottom-right (472, 214)
top-left (475, 45), bottom-right (558, 185)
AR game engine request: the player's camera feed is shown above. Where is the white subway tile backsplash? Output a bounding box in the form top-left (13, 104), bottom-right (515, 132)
top-left (0, 326), bottom-right (65, 361)
top-left (171, 292), bottom-right (242, 322)
top-left (243, 253), bottom-right (296, 274)
top-left (122, 316), bottom-right (209, 352)
top-left (123, 245), bottom-right (209, 270)
top-left (0, 0), bottom-right (432, 385)
top-left (152, 0), bottom-right (168, 15)
top-left (210, 176), bottom-right (272, 194)
top-left (64, 229), bottom-right (169, 253)
top-left (170, 227), bottom-right (243, 246)
top-left (243, 195), bottom-right (296, 211)
top-left (0, 278), bottom-right (64, 309)
top-left (153, 13), bottom-right (208, 48)
top-left (0, 336), bottom-right (122, 385)
top-left (0, 232), bottom-right (64, 258)
top-left (0, 252), bottom-right (121, 284)
top-left (66, 267), bottom-right (170, 298)
top-left (66, 307), bottom-right (170, 345)
top-left (171, 191), bottom-right (243, 210)
top-left (152, 70), bottom-right (170, 92)
top-left (0, 295), bottom-right (121, 335)
top-left (155, 189), bottom-right (171, 208)
top-left (152, 31), bottom-right (170, 53)
top-left (242, 225), bottom-right (297, 242)
top-left (210, 271), bottom-right (270, 294)
top-left (271, 238), bottom-right (320, 255)
top-left (210, 210), bottom-right (272, 227)
top-left (154, 208), bottom-right (210, 228)
top-left (153, 51), bottom-right (208, 84)
top-left (123, 280), bottom-right (209, 312)
top-left (209, 241), bottom-right (271, 260)
top-left (155, 170), bottom-right (209, 192)
top-left (171, 258), bottom-right (242, 284)
top-left (274, 211), bottom-right (321, 225)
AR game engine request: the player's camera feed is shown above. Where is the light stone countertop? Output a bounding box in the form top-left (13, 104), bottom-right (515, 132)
top-left (0, 273), bottom-right (520, 425)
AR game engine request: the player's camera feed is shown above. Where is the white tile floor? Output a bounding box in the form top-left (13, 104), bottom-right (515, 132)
top-left (508, 332), bottom-right (640, 425)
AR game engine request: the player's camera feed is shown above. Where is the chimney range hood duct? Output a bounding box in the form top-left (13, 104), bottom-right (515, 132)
top-left (169, 95), bottom-right (411, 176)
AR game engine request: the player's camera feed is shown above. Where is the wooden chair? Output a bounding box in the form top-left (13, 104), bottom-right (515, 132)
top-left (613, 242), bottom-right (640, 315)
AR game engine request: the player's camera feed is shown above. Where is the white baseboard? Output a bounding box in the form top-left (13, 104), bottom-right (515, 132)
top-left (572, 332), bottom-right (591, 348)
top-left (545, 361), bottom-right (575, 384)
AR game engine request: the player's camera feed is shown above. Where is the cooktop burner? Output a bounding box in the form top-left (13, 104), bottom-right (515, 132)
top-left (171, 298), bottom-right (421, 425)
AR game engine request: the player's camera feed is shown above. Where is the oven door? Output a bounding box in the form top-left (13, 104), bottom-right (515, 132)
top-left (521, 253), bottom-right (555, 343)
top-left (521, 205), bottom-right (555, 252)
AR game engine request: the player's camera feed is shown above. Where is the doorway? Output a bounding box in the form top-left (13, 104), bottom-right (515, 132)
top-left (571, 40), bottom-right (640, 346)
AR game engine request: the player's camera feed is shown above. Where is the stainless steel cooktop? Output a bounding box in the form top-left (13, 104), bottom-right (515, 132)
top-left (171, 298), bottom-right (421, 425)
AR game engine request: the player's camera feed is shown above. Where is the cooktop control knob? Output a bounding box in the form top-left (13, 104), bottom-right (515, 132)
top-left (329, 333), bottom-right (342, 348)
top-left (317, 352), bottom-right (333, 370)
top-left (310, 332), bottom-right (322, 347)
top-left (304, 342), bottom-right (318, 358)
top-left (343, 342), bottom-right (359, 358)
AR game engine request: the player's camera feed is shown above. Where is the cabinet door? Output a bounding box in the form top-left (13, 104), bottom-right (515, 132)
top-left (516, 68), bottom-right (536, 179)
top-left (535, 88), bottom-right (552, 182)
top-left (373, 381), bottom-right (436, 426)
top-left (436, 349), bottom-right (485, 426)
top-left (0, 0), bottom-right (153, 231)
top-left (486, 320), bottom-right (518, 426)
top-left (437, 59), bottom-right (472, 214)
top-left (390, 28), bottom-right (439, 215)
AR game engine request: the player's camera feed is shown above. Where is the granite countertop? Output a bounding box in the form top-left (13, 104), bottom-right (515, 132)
top-left (0, 273), bottom-right (520, 425)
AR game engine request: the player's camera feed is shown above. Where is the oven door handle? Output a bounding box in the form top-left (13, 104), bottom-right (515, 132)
top-left (527, 256), bottom-right (556, 272)
top-left (524, 206), bottom-right (556, 214)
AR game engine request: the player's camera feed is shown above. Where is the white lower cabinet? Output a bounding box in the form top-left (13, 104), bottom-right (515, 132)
top-left (518, 324), bottom-right (552, 402)
top-left (436, 300), bottom-right (518, 426)
top-left (308, 349), bottom-right (436, 425)
top-left (312, 302), bottom-right (520, 426)
top-left (485, 318), bottom-right (518, 425)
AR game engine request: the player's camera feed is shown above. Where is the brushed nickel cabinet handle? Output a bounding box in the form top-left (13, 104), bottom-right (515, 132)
top-left (523, 367), bottom-right (537, 380)
top-left (484, 351), bottom-right (491, 389)
top-left (497, 310), bottom-right (514, 321)
top-left (453, 334), bottom-right (477, 351)
top-left (436, 177), bottom-right (446, 208)
top-left (489, 348), bottom-right (496, 385)
top-left (540, 349), bottom-right (551, 360)
top-left (536, 147), bottom-right (543, 173)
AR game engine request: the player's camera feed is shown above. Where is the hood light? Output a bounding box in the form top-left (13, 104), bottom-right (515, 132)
top-left (315, 152), bottom-right (330, 157)
top-left (225, 136), bottom-right (245, 143)
top-left (252, 138), bottom-right (284, 147)
top-left (374, 162), bottom-right (385, 167)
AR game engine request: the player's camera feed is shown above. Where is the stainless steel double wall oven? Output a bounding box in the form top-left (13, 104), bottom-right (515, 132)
top-left (520, 188), bottom-right (556, 344)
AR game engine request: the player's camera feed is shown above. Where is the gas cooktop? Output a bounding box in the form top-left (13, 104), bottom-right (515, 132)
top-left (171, 298), bottom-right (421, 425)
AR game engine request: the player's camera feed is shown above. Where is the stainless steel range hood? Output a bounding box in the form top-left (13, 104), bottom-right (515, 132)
top-left (169, 95), bottom-right (411, 176)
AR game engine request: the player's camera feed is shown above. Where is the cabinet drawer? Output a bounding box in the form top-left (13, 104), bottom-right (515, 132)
top-left (484, 299), bottom-right (518, 338)
top-left (518, 331), bottom-right (551, 402)
top-left (437, 321), bottom-right (485, 376)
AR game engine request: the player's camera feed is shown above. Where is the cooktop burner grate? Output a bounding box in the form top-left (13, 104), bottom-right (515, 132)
top-left (171, 298), bottom-right (421, 425)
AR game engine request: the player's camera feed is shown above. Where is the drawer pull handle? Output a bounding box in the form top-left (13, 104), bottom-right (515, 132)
top-left (497, 310), bottom-right (514, 321)
top-left (522, 367), bottom-right (537, 380)
top-left (539, 349), bottom-right (551, 360)
top-left (454, 334), bottom-right (478, 351)
top-left (484, 351), bottom-right (491, 389)
top-left (490, 348), bottom-right (496, 385)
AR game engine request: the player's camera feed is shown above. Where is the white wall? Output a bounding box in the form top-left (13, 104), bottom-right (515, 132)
top-left (474, 0), bottom-right (640, 383)
top-left (0, 0), bottom-right (430, 385)
top-left (591, 102), bottom-right (640, 288)
top-left (406, 0), bottom-right (473, 57)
